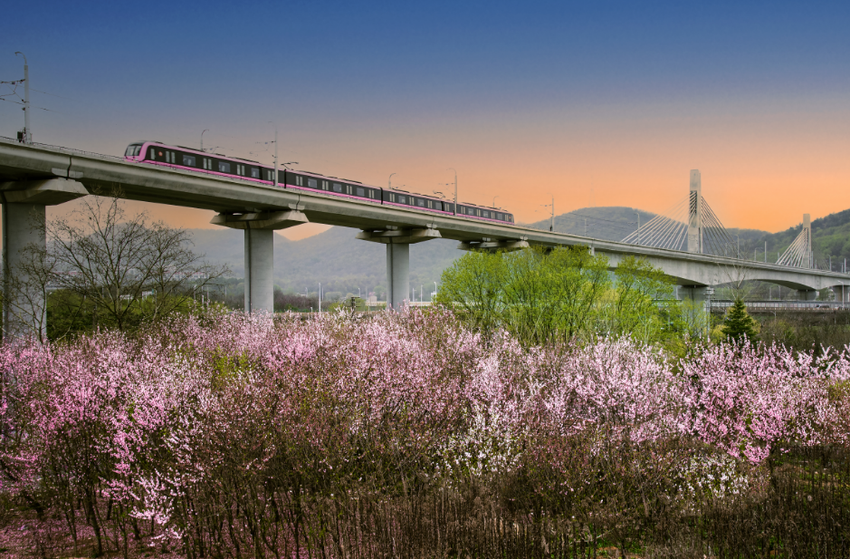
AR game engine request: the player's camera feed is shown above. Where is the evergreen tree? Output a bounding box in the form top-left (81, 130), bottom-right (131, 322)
top-left (722, 298), bottom-right (759, 342)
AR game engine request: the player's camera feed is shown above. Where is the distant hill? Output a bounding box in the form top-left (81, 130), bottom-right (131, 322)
top-left (524, 206), bottom-right (770, 247)
top-left (186, 205), bottom-right (848, 299)
top-left (524, 206), bottom-right (657, 241)
top-left (188, 227), bottom-right (459, 301)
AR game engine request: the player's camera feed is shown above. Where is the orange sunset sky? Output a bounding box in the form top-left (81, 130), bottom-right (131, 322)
top-left (3, 1), bottom-right (850, 240)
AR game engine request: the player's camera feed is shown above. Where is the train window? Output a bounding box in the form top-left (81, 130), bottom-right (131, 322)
top-left (308, 178), bottom-right (318, 188)
top-left (346, 185), bottom-right (352, 195)
top-left (204, 158), bottom-right (212, 170)
top-left (469, 208), bottom-right (475, 215)
top-left (333, 183), bottom-right (342, 192)
top-left (182, 154), bottom-right (196, 167)
top-left (356, 187), bottom-right (365, 197)
top-left (236, 164), bottom-right (245, 176)
top-left (322, 181), bottom-right (329, 190)
top-left (165, 151), bottom-right (175, 164)
top-left (435, 201), bottom-right (442, 211)
top-left (390, 193), bottom-right (396, 202)
top-left (150, 148), bottom-right (156, 159)
top-left (482, 211), bottom-right (489, 218)
top-left (295, 175), bottom-right (303, 186)
top-left (497, 213), bottom-right (503, 220)
top-left (218, 161), bottom-right (231, 173)
top-left (250, 167), bottom-right (260, 178)
top-left (397, 195), bottom-right (406, 204)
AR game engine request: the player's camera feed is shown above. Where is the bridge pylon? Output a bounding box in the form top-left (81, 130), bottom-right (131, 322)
top-left (688, 170), bottom-right (702, 254)
top-left (777, 213), bottom-right (814, 269)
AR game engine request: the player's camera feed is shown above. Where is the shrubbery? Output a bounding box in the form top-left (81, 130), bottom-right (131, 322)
top-left (434, 248), bottom-right (707, 347)
top-left (2, 309), bottom-right (850, 557)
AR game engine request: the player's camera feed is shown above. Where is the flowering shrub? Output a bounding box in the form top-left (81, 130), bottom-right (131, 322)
top-left (1, 309), bottom-right (849, 557)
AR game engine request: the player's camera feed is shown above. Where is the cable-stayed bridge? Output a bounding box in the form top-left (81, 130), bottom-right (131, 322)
top-left (1, 138), bottom-right (848, 337)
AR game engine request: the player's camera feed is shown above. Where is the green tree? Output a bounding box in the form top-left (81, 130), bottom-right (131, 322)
top-left (602, 256), bottom-right (675, 343)
top-left (721, 298), bottom-right (759, 342)
top-left (434, 249), bottom-right (505, 334)
top-left (546, 246), bottom-right (610, 342)
top-left (436, 246), bottom-right (611, 344)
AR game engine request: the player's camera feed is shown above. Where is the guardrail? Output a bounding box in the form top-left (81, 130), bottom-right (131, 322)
top-left (709, 300), bottom-right (849, 311)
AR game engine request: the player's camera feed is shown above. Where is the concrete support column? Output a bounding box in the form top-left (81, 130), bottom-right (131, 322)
top-left (386, 243), bottom-right (410, 311)
top-left (3, 203), bottom-right (46, 338)
top-left (211, 207), bottom-right (308, 315)
top-left (1, 178), bottom-right (88, 339)
top-left (797, 289), bottom-right (818, 301)
top-left (679, 285), bottom-right (713, 337)
top-left (244, 228), bottom-right (274, 313)
top-left (356, 226), bottom-right (441, 311)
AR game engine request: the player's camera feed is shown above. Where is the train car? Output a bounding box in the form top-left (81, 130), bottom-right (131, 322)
top-left (284, 169), bottom-right (382, 204)
top-left (124, 141), bottom-right (279, 184)
top-left (124, 141), bottom-right (514, 224)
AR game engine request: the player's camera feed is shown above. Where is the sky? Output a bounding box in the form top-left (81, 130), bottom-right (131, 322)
top-left (2, 0), bottom-right (849, 239)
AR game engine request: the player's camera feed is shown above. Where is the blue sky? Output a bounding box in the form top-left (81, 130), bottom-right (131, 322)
top-left (2, 1), bottom-right (850, 234)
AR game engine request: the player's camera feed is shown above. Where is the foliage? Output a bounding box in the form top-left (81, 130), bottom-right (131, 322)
top-left (435, 247), bottom-right (692, 345)
top-left (2, 310), bottom-right (850, 556)
top-left (722, 298), bottom-right (759, 342)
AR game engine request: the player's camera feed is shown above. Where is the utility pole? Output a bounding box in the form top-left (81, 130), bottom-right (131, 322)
top-left (268, 121), bottom-right (278, 187)
top-left (448, 168), bottom-right (457, 215)
top-left (15, 52), bottom-right (31, 144)
top-left (388, 173), bottom-right (396, 189)
top-left (550, 194), bottom-right (554, 232)
top-left (201, 129), bottom-right (209, 152)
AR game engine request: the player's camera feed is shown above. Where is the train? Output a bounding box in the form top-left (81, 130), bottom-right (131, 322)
top-left (123, 141), bottom-right (514, 224)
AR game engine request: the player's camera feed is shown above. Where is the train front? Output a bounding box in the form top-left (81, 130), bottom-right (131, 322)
top-left (123, 142), bottom-right (147, 162)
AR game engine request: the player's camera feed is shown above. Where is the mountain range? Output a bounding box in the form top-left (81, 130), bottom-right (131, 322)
top-left (187, 206), bottom-right (850, 300)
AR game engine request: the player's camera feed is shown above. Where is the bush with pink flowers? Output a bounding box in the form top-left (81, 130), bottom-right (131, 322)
top-left (2, 309), bottom-right (850, 557)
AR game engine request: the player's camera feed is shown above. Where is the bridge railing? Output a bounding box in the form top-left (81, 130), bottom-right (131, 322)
top-left (709, 300), bottom-right (848, 311)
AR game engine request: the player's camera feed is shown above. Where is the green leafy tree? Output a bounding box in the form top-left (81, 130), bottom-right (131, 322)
top-left (434, 249), bottom-right (505, 334)
top-left (722, 298), bottom-right (759, 342)
top-left (436, 246), bottom-right (611, 344)
top-left (546, 246), bottom-right (610, 342)
top-left (602, 256), bottom-right (675, 343)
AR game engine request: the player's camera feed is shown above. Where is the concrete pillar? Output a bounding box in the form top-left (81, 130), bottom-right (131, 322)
top-left (210, 207), bottom-right (308, 315)
top-left (2, 203), bottom-right (47, 338)
top-left (679, 285), bottom-right (713, 337)
top-left (356, 226), bottom-right (441, 311)
top-left (386, 243), bottom-right (410, 310)
top-left (1, 178), bottom-right (88, 339)
top-left (244, 228), bottom-right (274, 313)
top-left (687, 170), bottom-right (702, 254)
top-left (797, 289), bottom-right (818, 301)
